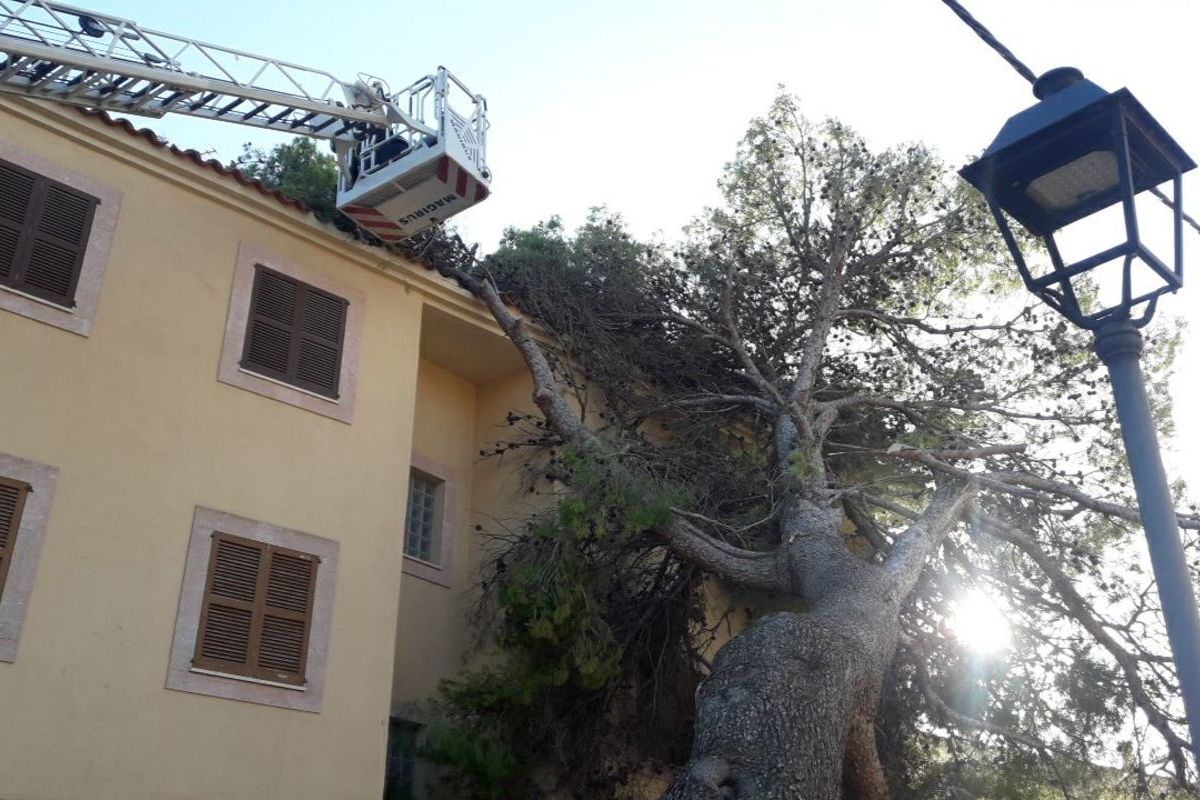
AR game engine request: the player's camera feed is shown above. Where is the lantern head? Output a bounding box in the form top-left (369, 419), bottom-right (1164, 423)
top-left (960, 67), bottom-right (1195, 328)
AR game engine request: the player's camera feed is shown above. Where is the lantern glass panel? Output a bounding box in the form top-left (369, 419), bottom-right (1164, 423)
top-left (1026, 150), bottom-right (1120, 213)
top-left (1132, 181), bottom-right (1179, 262)
top-left (1077, 255), bottom-right (1131, 317)
top-left (1052, 202), bottom-right (1126, 263)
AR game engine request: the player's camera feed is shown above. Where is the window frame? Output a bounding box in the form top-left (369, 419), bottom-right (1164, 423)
top-left (165, 506), bottom-right (339, 712)
top-left (0, 142), bottom-right (121, 337)
top-left (240, 264), bottom-right (349, 400)
top-left (0, 476), bottom-right (30, 606)
top-left (0, 158), bottom-right (98, 306)
top-left (401, 454), bottom-right (460, 589)
top-left (0, 451), bottom-right (59, 664)
top-left (217, 242), bottom-right (366, 424)
top-left (192, 532), bottom-right (319, 687)
top-left (403, 470), bottom-right (443, 565)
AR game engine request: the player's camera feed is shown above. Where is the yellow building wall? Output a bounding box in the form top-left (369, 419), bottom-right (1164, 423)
top-left (391, 358), bottom-right (480, 708)
top-left (0, 100), bottom-right (434, 800)
top-left (390, 359), bottom-right (543, 707)
top-left (471, 368), bottom-right (554, 536)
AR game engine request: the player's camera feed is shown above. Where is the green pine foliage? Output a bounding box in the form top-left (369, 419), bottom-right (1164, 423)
top-left (424, 447), bottom-right (696, 798)
top-left (232, 138), bottom-right (357, 235)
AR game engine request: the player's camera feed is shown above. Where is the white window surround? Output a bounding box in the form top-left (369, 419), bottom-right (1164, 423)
top-left (0, 450), bottom-right (59, 663)
top-left (217, 241), bottom-right (366, 424)
top-left (0, 140), bottom-right (121, 337)
top-left (402, 453), bottom-right (460, 589)
top-left (165, 506), bottom-right (339, 713)
top-left (404, 471), bottom-right (442, 563)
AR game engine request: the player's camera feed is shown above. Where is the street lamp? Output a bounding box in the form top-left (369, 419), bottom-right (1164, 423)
top-left (961, 66), bottom-right (1200, 760)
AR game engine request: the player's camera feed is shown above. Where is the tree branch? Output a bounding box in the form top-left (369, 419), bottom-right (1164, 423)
top-left (720, 280), bottom-right (786, 407)
top-left (867, 488), bottom-right (1195, 776)
top-left (843, 497), bottom-right (891, 557)
top-left (884, 482), bottom-right (976, 598)
top-left (831, 442), bottom-right (1026, 461)
top-left (891, 449), bottom-right (1199, 532)
top-left (838, 307), bottom-right (1035, 336)
top-left (426, 246), bottom-right (598, 450)
top-left (978, 513), bottom-right (1194, 784)
top-left (813, 395), bottom-right (966, 441)
top-left (663, 516), bottom-right (787, 594)
top-left (900, 633), bottom-right (1081, 797)
top-left (788, 252), bottom-right (846, 405)
top-left (635, 393), bottom-right (777, 419)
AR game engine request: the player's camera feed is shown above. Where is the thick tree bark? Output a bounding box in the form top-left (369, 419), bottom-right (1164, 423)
top-left (662, 489), bottom-right (972, 800)
top-left (843, 713), bottom-right (889, 800)
top-left (662, 602), bottom-right (896, 800)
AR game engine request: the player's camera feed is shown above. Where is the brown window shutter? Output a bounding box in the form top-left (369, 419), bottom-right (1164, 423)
top-left (0, 163), bottom-right (36, 281)
top-left (193, 534), bottom-right (267, 674)
top-left (256, 548), bottom-right (317, 685)
top-left (192, 532), bottom-right (318, 686)
top-left (0, 158), bottom-right (97, 306)
top-left (241, 265), bottom-right (348, 399)
top-left (0, 477), bottom-right (31, 603)
top-left (242, 266), bottom-right (299, 381)
top-left (294, 287), bottom-right (347, 397)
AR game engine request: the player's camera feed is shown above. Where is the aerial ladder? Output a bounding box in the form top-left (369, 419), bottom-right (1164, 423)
top-left (0, 0), bottom-right (491, 242)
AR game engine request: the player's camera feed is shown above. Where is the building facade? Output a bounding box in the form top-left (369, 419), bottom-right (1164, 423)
top-left (0, 96), bottom-right (536, 800)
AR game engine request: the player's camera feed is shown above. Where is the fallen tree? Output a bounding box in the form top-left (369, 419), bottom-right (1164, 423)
top-left (404, 94), bottom-right (1197, 799)
top-left (244, 95), bottom-right (1198, 798)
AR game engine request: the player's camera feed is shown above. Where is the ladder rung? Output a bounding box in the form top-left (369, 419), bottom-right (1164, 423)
top-left (97, 74), bottom-right (133, 96)
top-left (189, 91), bottom-right (218, 111)
top-left (310, 116), bottom-right (336, 133)
top-left (242, 101), bottom-right (270, 120)
top-left (289, 110), bottom-right (317, 128)
top-left (264, 106), bottom-right (295, 125)
top-left (30, 63), bottom-right (70, 89)
top-left (157, 89), bottom-right (186, 106)
top-left (215, 96), bottom-right (244, 116)
top-left (158, 89), bottom-right (197, 112)
top-left (127, 82), bottom-right (165, 110)
top-left (66, 70), bottom-right (105, 97)
top-left (130, 82), bottom-right (161, 99)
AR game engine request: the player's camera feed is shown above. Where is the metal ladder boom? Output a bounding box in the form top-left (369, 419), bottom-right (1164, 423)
top-left (0, 0), bottom-right (433, 140)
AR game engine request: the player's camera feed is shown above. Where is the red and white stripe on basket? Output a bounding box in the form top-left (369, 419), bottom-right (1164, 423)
top-left (340, 204), bottom-right (410, 242)
top-left (437, 156), bottom-right (490, 204)
top-left (342, 159), bottom-right (489, 242)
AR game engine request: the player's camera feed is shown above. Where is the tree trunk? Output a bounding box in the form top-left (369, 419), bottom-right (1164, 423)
top-left (663, 601), bottom-right (896, 800)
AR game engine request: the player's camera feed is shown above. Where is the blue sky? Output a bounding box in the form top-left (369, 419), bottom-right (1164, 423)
top-left (83, 0), bottom-right (1200, 480)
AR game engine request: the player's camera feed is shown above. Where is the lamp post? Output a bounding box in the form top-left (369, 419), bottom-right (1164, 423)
top-left (960, 66), bottom-right (1200, 760)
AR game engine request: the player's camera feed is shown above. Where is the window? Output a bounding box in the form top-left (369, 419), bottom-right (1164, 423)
top-left (383, 719), bottom-right (421, 800)
top-left (0, 144), bottom-right (119, 336)
top-left (0, 158), bottom-right (98, 307)
top-left (0, 477), bottom-right (30, 605)
top-left (241, 264), bottom-right (349, 399)
top-left (218, 244), bottom-right (365, 423)
top-left (193, 533), bottom-right (318, 687)
top-left (404, 471), bottom-right (443, 564)
top-left (0, 451), bottom-right (59, 663)
top-left (401, 456), bottom-right (457, 588)
top-left (166, 507), bottom-right (338, 712)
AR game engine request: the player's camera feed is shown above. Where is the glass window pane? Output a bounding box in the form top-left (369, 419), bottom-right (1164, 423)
top-left (404, 472), bottom-right (442, 563)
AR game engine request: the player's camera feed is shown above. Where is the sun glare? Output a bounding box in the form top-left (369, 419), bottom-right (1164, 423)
top-left (949, 591), bottom-right (1012, 655)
